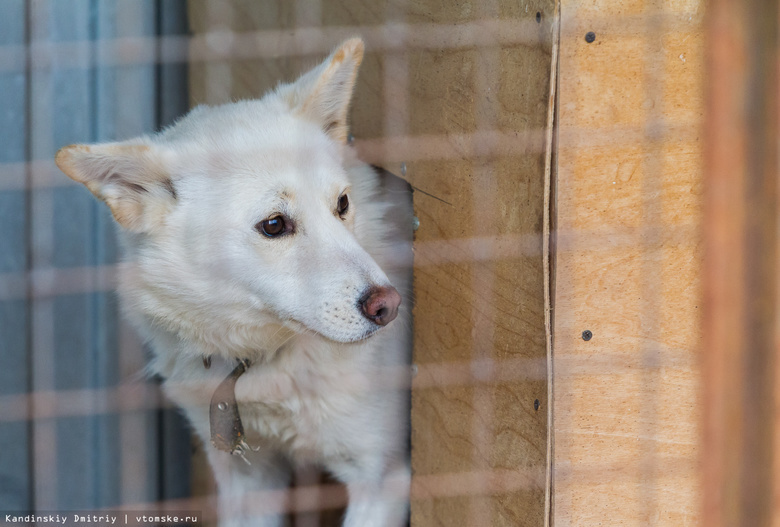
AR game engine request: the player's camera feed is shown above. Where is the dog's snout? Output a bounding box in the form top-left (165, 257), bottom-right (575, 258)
top-left (360, 286), bottom-right (401, 326)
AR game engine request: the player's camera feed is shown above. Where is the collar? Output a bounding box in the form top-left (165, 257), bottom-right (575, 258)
top-left (207, 357), bottom-right (259, 464)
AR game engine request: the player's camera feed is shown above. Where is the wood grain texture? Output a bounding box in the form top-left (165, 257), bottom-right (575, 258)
top-left (406, 2), bottom-right (555, 526)
top-left (552, 1), bottom-right (704, 525)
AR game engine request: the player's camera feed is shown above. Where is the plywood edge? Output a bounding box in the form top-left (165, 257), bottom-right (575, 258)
top-left (543, 3), bottom-right (561, 526)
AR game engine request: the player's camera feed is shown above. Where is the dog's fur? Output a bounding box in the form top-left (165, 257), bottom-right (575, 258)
top-left (55, 38), bottom-right (412, 527)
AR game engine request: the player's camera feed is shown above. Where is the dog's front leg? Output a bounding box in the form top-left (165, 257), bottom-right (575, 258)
top-left (206, 447), bottom-right (292, 527)
top-left (341, 462), bottom-right (411, 527)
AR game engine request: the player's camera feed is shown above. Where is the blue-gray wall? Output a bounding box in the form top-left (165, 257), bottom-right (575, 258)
top-left (0, 0), bottom-right (190, 512)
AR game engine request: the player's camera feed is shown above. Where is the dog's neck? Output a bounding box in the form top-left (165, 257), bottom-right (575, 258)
top-left (141, 314), bottom-right (303, 380)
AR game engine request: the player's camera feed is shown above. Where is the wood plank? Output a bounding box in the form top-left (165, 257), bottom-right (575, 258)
top-left (402, 1), bottom-right (554, 525)
top-left (552, 1), bottom-right (704, 525)
top-left (188, 0), bottom-right (296, 105)
top-left (702, 0), bottom-right (779, 525)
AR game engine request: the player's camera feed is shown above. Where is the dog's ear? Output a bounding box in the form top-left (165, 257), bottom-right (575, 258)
top-left (281, 38), bottom-right (364, 144)
top-left (55, 143), bottom-right (176, 233)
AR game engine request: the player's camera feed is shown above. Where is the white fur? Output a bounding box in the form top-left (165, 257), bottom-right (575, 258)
top-left (56, 38), bottom-right (411, 527)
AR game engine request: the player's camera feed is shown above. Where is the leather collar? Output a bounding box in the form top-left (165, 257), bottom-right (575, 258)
top-left (206, 357), bottom-right (258, 464)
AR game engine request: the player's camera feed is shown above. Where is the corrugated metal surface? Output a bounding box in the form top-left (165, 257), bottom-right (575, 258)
top-left (0, 0), bottom-right (190, 512)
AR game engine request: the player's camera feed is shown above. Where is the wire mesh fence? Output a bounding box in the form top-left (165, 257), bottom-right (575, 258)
top-left (0, 0), bottom-right (770, 526)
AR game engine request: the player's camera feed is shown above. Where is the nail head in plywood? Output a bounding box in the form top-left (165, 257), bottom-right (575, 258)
top-left (553, 1), bottom-right (704, 525)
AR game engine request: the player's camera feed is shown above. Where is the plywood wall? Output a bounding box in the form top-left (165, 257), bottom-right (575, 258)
top-left (188, 1), bottom-right (557, 525)
top-left (552, 1), bottom-right (704, 525)
top-left (402, 2), bottom-right (555, 526)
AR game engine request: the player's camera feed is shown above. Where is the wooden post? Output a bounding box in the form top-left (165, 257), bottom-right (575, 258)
top-left (702, 0), bottom-right (779, 524)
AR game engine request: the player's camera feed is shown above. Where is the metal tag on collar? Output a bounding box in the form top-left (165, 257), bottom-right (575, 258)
top-left (209, 358), bottom-right (259, 465)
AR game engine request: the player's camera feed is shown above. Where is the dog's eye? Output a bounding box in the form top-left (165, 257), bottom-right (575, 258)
top-left (257, 216), bottom-right (286, 237)
top-left (337, 194), bottom-right (349, 216)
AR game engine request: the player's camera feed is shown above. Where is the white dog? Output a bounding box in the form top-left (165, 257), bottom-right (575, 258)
top-left (56, 38), bottom-right (412, 527)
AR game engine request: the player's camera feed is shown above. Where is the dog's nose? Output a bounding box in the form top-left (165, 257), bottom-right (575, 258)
top-left (360, 286), bottom-right (401, 326)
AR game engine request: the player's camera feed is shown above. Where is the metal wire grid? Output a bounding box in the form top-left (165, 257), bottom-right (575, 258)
top-left (0, 0), bottom-right (724, 526)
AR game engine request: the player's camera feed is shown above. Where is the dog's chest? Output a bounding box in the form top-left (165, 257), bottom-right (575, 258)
top-left (235, 349), bottom-right (374, 457)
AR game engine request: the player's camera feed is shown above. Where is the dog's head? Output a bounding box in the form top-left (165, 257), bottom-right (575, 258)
top-left (55, 38), bottom-right (401, 354)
